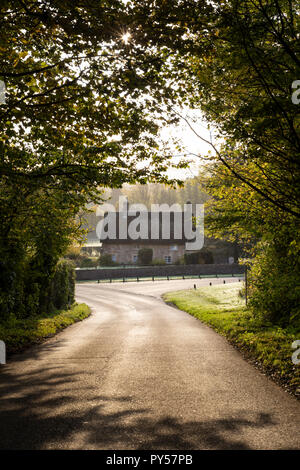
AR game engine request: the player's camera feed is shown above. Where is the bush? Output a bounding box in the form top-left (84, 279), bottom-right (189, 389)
top-left (79, 257), bottom-right (98, 268)
top-left (0, 303), bottom-right (91, 354)
top-left (98, 253), bottom-right (116, 266)
top-left (0, 241), bottom-right (28, 321)
top-left (248, 239), bottom-right (300, 327)
top-left (174, 256), bottom-right (185, 265)
top-left (50, 259), bottom-right (75, 310)
top-left (184, 249), bottom-right (214, 265)
top-left (151, 258), bottom-right (166, 266)
top-left (64, 246), bottom-right (87, 267)
top-left (138, 248), bottom-right (153, 265)
top-left (65, 245), bottom-right (81, 260)
top-left (0, 256), bottom-right (76, 323)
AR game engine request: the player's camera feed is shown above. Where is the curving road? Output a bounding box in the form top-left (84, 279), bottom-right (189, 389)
top-left (0, 278), bottom-right (299, 449)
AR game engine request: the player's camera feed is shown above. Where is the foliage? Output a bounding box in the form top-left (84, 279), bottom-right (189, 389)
top-left (79, 257), bottom-right (98, 268)
top-left (0, 303), bottom-right (91, 355)
top-left (248, 240), bottom-right (300, 326)
top-left (65, 246), bottom-right (81, 261)
top-left (138, 248), bottom-right (153, 265)
top-left (184, 249), bottom-right (213, 265)
top-left (98, 254), bottom-right (116, 267)
top-left (151, 258), bottom-right (166, 266)
top-left (164, 284), bottom-right (300, 395)
top-left (202, 158), bottom-right (300, 323)
top-left (117, 1), bottom-right (299, 323)
top-left (0, 0), bottom-right (190, 320)
top-left (1, 1), bottom-right (299, 323)
top-left (51, 259), bottom-right (76, 311)
top-left (0, 1), bottom-right (187, 187)
top-left (139, 0), bottom-right (300, 323)
top-left (64, 246), bottom-right (99, 268)
top-left (120, 179), bottom-right (207, 207)
top-left (0, 256), bottom-right (76, 322)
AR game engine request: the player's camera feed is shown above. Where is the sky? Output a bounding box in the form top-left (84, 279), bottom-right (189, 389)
top-left (160, 111), bottom-right (216, 180)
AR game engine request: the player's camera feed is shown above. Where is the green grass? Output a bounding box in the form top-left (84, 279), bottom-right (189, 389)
top-left (163, 283), bottom-right (300, 396)
top-left (0, 303), bottom-right (91, 355)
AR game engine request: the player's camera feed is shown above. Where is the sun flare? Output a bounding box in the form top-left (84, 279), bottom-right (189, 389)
top-left (121, 31), bottom-right (131, 44)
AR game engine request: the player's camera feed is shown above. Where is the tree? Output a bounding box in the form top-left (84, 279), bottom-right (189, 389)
top-left (0, 1), bottom-right (188, 319)
top-left (127, 0), bottom-right (300, 322)
top-left (120, 179), bottom-right (207, 207)
top-left (124, 0), bottom-right (299, 214)
top-left (1, 0), bottom-right (299, 323)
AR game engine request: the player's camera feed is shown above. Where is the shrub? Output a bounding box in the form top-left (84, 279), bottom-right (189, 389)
top-left (184, 249), bottom-right (214, 265)
top-left (248, 239), bottom-right (300, 327)
top-left (151, 258), bottom-right (166, 266)
top-left (50, 259), bottom-right (75, 311)
top-left (0, 237), bottom-right (78, 321)
top-left (98, 253), bottom-right (115, 266)
top-left (79, 257), bottom-right (98, 268)
top-left (65, 245), bottom-right (81, 260)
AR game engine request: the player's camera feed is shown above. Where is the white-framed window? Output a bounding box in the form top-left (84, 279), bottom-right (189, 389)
top-left (111, 254), bottom-right (116, 262)
top-left (164, 255), bottom-right (172, 264)
top-left (133, 255), bottom-right (138, 263)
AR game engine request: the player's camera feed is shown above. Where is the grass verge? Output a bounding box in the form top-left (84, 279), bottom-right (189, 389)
top-left (0, 303), bottom-right (91, 355)
top-left (163, 283), bottom-right (300, 397)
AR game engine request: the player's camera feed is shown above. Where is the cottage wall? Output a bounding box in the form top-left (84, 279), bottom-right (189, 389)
top-left (102, 243), bottom-right (185, 264)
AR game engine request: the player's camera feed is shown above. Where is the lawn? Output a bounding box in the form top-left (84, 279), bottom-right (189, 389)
top-left (163, 283), bottom-right (300, 397)
top-left (0, 303), bottom-right (91, 355)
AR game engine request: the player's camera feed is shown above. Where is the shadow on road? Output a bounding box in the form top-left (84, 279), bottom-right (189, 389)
top-left (0, 363), bottom-right (278, 450)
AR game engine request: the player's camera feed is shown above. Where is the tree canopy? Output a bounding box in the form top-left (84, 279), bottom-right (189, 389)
top-left (0, 0), bottom-right (188, 319)
top-left (0, 0), bottom-right (299, 324)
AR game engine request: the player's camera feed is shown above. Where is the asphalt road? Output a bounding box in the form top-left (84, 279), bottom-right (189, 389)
top-left (0, 278), bottom-right (299, 449)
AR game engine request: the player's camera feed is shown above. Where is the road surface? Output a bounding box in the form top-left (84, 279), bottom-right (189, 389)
top-left (0, 278), bottom-right (299, 449)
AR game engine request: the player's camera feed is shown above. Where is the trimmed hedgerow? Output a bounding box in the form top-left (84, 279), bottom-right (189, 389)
top-left (0, 303), bottom-right (91, 355)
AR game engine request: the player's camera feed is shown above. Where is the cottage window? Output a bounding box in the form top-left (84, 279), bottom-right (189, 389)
top-left (164, 255), bottom-right (172, 264)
